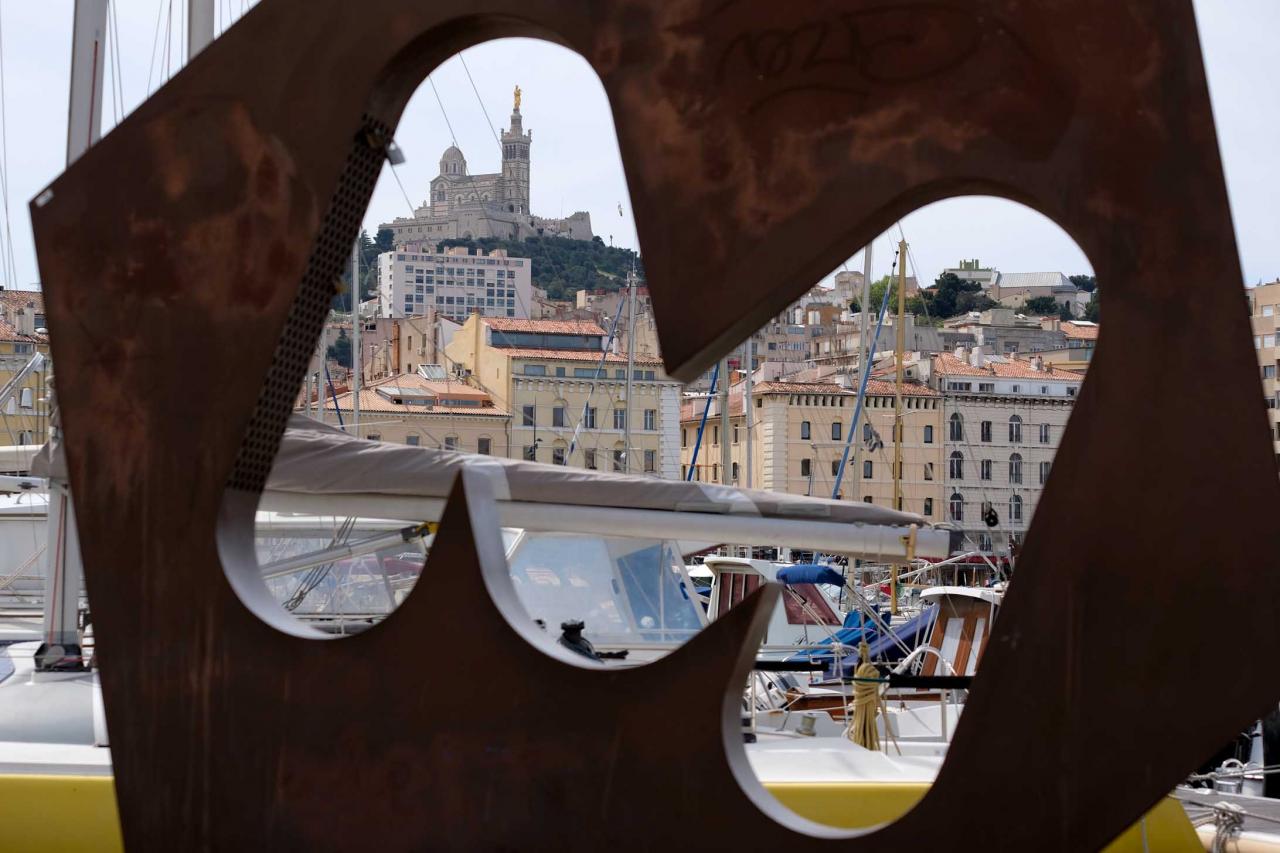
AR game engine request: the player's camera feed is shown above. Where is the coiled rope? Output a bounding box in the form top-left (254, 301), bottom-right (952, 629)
top-left (848, 641), bottom-right (883, 750)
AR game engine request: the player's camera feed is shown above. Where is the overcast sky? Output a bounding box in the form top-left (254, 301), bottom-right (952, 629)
top-left (2, 1), bottom-right (1276, 292)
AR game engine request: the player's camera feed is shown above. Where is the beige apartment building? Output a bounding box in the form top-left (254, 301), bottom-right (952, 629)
top-left (680, 378), bottom-right (945, 520)
top-left (1250, 281), bottom-right (1280, 462)
top-left (929, 349), bottom-right (1082, 552)
top-left (445, 315), bottom-right (682, 476)
top-left (314, 372), bottom-right (511, 453)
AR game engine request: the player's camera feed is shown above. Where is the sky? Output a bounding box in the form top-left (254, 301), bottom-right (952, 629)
top-left (0, 0), bottom-right (1277, 292)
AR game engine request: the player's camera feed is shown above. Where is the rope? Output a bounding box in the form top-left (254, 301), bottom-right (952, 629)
top-left (1210, 801), bottom-right (1245, 853)
top-left (847, 640), bottom-right (882, 750)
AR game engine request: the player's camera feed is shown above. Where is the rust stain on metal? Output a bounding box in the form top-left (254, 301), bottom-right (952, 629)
top-left (29, 0), bottom-right (1280, 850)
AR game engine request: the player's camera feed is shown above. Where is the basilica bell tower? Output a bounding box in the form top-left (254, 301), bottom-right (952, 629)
top-left (500, 85), bottom-right (531, 215)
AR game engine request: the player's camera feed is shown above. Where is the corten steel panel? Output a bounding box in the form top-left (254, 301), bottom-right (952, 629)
top-left (29, 0), bottom-right (1280, 849)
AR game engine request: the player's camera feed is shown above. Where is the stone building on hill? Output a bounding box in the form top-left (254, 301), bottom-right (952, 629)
top-left (380, 87), bottom-right (592, 244)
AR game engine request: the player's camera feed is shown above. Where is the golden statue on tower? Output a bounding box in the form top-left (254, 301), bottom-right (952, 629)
top-left (513, 84), bottom-right (521, 110)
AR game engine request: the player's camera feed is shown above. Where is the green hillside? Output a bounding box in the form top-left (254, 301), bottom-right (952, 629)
top-left (437, 235), bottom-right (644, 301)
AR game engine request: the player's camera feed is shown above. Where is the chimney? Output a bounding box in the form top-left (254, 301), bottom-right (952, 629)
top-left (1032, 355), bottom-right (1045, 371)
top-left (969, 345), bottom-right (985, 368)
top-left (954, 345), bottom-right (969, 361)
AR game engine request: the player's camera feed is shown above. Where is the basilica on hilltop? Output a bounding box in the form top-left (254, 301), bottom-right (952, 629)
top-left (380, 86), bottom-right (594, 244)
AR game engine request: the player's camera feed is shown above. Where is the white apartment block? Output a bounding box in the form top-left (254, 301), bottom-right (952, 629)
top-left (378, 243), bottom-right (534, 322)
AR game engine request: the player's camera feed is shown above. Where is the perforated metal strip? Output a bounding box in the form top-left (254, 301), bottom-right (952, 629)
top-left (226, 114), bottom-right (389, 493)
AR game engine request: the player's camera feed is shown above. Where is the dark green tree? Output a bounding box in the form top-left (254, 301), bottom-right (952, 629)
top-left (1020, 295), bottom-right (1061, 315)
top-left (1084, 290), bottom-right (1100, 322)
top-left (327, 329), bottom-right (352, 368)
top-left (1069, 274), bottom-right (1097, 293)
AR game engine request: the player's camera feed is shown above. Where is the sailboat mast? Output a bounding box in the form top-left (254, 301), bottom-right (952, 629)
top-left (892, 238), bottom-right (907, 614)
top-left (65, 1), bottom-right (107, 166)
top-left (623, 262), bottom-right (636, 472)
top-left (352, 240), bottom-right (361, 435)
top-left (188, 0), bottom-right (215, 58)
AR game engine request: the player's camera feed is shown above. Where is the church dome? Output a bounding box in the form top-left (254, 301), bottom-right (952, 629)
top-left (441, 145), bottom-right (464, 161)
top-left (439, 145), bottom-right (467, 177)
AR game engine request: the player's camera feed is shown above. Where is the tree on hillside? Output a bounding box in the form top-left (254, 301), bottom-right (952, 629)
top-left (436, 235), bottom-right (643, 300)
top-left (327, 329), bottom-right (352, 368)
top-left (849, 275), bottom-right (927, 317)
top-left (1069, 274), bottom-right (1097, 293)
top-left (1021, 295), bottom-right (1060, 315)
top-left (1084, 290), bottom-right (1100, 322)
top-left (915, 272), bottom-right (997, 319)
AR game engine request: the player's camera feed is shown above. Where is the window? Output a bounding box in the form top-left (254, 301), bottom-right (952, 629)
top-left (613, 409), bottom-right (626, 430)
top-left (923, 425), bottom-right (934, 444)
top-left (1266, 305), bottom-right (1275, 317)
top-left (444, 436), bottom-right (458, 450)
top-left (1008, 415), bottom-right (1023, 443)
top-left (981, 421), bottom-right (992, 442)
top-left (478, 437), bottom-right (492, 455)
top-left (831, 460), bottom-right (840, 476)
top-left (645, 450), bottom-right (657, 473)
top-left (923, 497), bottom-right (933, 516)
top-left (1039, 423), bottom-right (1051, 443)
top-left (1267, 335), bottom-right (1277, 349)
top-left (863, 423), bottom-right (872, 441)
top-left (584, 407), bottom-right (597, 429)
top-left (584, 448), bottom-right (597, 470)
top-left (1040, 460), bottom-right (1052, 484)
top-left (405, 435), bottom-right (420, 446)
top-left (552, 406), bottom-right (566, 428)
top-left (523, 445), bottom-right (538, 461)
top-left (366, 433), bottom-right (381, 441)
top-left (522, 405), bottom-right (535, 427)
top-left (949, 413), bottom-right (963, 441)
top-left (949, 451), bottom-right (964, 480)
top-left (731, 461), bottom-right (739, 481)
top-left (1009, 453), bottom-right (1023, 484)
top-left (947, 381), bottom-right (972, 392)
top-left (949, 493), bottom-right (964, 521)
top-left (801, 458), bottom-right (812, 477)
top-left (978, 382), bottom-right (995, 392)
top-left (980, 459), bottom-right (992, 480)
top-left (555, 366), bottom-right (566, 377)
top-left (923, 462), bottom-right (934, 481)
top-left (1009, 494), bottom-right (1024, 522)
top-left (681, 428), bottom-right (687, 449)
top-left (801, 421), bottom-right (811, 440)
top-left (644, 409), bottom-right (656, 431)
top-left (863, 460), bottom-right (873, 479)
top-left (713, 426), bottom-right (719, 445)
top-left (552, 447), bottom-right (567, 465)
top-left (18, 388), bottom-right (33, 409)
top-left (612, 449), bottom-right (625, 472)
top-left (831, 422), bottom-right (842, 441)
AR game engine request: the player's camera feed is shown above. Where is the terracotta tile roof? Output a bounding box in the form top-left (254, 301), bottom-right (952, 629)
top-left (500, 347), bottom-right (666, 367)
top-left (860, 379), bottom-right (940, 397)
top-left (483, 317), bottom-right (606, 335)
top-left (0, 317), bottom-right (45, 345)
top-left (933, 352), bottom-right (1082, 380)
top-left (1061, 322), bottom-right (1099, 340)
top-left (679, 379), bottom-right (936, 423)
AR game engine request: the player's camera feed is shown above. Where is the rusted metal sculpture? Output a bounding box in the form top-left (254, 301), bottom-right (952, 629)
top-left (30, 0), bottom-right (1280, 849)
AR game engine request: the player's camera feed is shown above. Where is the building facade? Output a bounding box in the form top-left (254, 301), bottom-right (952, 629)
top-left (679, 379), bottom-right (945, 519)
top-left (379, 90), bottom-right (593, 244)
top-left (930, 350), bottom-right (1082, 552)
top-left (378, 244), bottom-right (534, 321)
top-left (0, 290), bottom-right (51, 447)
top-left (445, 315), bottom-right (682, 476)
top-left (1249, 280), bottom-right (1280, 462)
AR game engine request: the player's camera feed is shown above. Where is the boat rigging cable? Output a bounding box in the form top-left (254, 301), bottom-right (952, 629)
top-left (0, 6), bottom-right (19, 290)
top-left (830, 249), bottom-right (898, 498)
top-left (684, 361), bottom-right (718, 481)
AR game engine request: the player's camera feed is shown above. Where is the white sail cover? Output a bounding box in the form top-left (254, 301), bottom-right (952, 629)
top-left (34, 415), bottom-right (925, 527)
